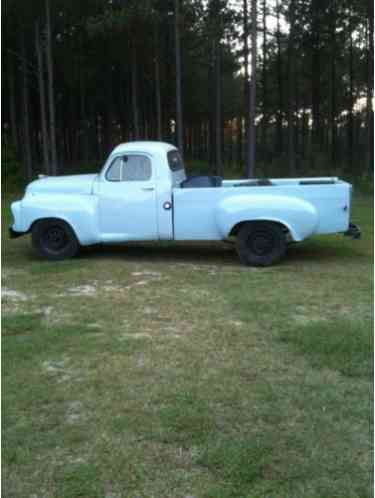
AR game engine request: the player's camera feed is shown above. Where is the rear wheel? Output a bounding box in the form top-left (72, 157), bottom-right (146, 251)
top-left (32, 219), bottom-right (79, 260)
top-left (236, 222), bottom-right (287, 267)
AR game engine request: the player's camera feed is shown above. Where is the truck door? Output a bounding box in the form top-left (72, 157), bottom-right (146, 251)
top-left (98, 154), bottom-right (158, 241)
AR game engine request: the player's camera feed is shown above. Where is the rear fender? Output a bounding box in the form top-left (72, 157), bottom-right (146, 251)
top-left (216, 194), bottom-right (318, 241)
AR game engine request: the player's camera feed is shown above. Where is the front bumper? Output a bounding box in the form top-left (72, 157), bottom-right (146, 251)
top-left (344, 223), bottom-right (361, 239)
top-left (9, 227), bottom-right (25, 239)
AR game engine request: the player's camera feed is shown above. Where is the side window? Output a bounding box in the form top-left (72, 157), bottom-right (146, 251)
top-left (106, 157), bottom-right (122, 181)
top-left (122, 155), bottom-right (152, 182)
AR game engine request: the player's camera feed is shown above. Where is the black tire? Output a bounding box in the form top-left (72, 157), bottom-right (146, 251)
top-left (236, 221), bottom-right (287, 267)
top-left (32, 219), bottom-right (79, 261)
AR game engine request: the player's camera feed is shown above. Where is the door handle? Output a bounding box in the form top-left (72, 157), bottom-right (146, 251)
top-left (142, 186), bottom-right (155, 191)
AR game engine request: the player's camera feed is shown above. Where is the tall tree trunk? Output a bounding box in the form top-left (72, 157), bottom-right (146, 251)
top-left (348, 13), bottom-right (354, 173)
top-left (154, 24), bottom-right (162, 141)
top-left (301, 104), bottom-right (308, 161)
top-left (366, 0), bottom-right (374, 170)
top-left (208, 39), bottom-right (216, 169)
top-left (329, 0), bottom-right (337, 165)
top-left (243, 0), bottom-right (250, 172)
top-left (175, 0), bottom-right (184, 155)
top-left (45, 0), bottom-right (58, 174)
top-left (246, 0), bottom-right (257, 178)
top-left (35, 21), bottom-right (50, 174)
top-left (311, 0), bottom-right (321, 149)
top-left (275, 0), bottom-right (283, 155)
top-left (261, 0), bottom-right (267, 159)
top-left (21, 35), bottom-right (33, 181)
top-left (106, 66), bottom-right (114, 153)
top-left (287, 0), bottom-right (296, 175)
top-left (215, 42), bottom-right (223, 176)
top-left (8, 56), bottom-right (18, 154)
top-left (79, 39), bottom-right (90, 161)
top-left (294, 61), bottom-right (300, 171)
top-left (131, 43), bottom-right (140, 139)
top-left (237, 115), bottom-right (242, 164)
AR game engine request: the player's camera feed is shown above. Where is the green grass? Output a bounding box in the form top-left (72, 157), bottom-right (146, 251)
top-left (280, 319), bottom-right (373, 378)
top-left (2, 193), bottom-right (373, 498)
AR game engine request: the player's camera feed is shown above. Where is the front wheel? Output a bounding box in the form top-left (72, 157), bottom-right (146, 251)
top-left (32, 219), bottom-right (79, 261)
top-left (236, 222), bottom-right (287, 267)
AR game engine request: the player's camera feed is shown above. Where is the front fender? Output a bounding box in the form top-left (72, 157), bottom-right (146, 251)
top-left (216, 194), bottom-right (318, 241)
top-left (19, 194), bottom-right (100, 245)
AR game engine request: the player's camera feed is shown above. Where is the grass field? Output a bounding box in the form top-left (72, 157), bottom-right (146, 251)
top-left (2, 193), bottom-right (373, 498)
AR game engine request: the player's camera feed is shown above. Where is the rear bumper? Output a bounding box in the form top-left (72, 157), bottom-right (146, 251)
top-left (344, 223), bottom-right (361, 239)
top-left (9, 227), bottom-right (25, 239)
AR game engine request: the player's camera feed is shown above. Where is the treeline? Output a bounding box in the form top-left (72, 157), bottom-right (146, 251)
top-left (3, 0), bottom-right (374, 181)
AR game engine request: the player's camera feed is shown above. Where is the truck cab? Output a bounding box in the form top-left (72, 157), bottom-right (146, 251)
top-left (94, 142), bottom-right (185, 242)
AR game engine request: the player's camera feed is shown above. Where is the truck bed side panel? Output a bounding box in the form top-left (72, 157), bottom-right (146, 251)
top-left (173, 183), bottom-right (350, 241)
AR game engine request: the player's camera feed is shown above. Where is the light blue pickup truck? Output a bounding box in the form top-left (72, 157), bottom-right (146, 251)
top-left (10, 141), bottom-right (360, 266)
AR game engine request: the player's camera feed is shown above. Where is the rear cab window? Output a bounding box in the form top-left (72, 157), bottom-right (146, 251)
top-left (167, 150), bottom-right (184, 172)
top-left (167, 150), bottom-right (186, 187)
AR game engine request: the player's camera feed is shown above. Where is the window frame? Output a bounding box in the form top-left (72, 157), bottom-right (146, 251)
top-left (104, 154), bottom-right (153, 183)
top-left (105, 156), bottom-right (123, 182)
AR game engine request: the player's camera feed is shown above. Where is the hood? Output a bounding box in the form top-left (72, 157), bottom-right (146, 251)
top-left (26, 174), bottom-right (98, 195)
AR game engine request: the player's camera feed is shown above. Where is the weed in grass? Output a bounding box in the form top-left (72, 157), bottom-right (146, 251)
top-left (54, 463), bottom-right (104, 498)
top-left (279, 319), bottom-right (373, 378)
top-left (198, 437), bottom-right (270, 486)
top-left (2, 313), bottom-right (43, 336)
top-left (157, 391), bottom-right (217, 446)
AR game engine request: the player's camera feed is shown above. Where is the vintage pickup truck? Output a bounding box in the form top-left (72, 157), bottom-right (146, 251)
top-left (10, 141), bottom-right (360, 266)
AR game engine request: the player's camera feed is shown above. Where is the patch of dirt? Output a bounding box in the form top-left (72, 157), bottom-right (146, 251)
top-left (228, 319), bottom-right (245, 328)
top-left (119, 332), bottom-right (153, 340)
top-left (131, 271), bottom-right (162, 278)
top-left (43, 306), bottom-right (54, 317)
top-left (143, 306), bottom-right (159, 315)
top-left (60, 273), bottom-right (166, 296)
top-left (2, 303), bottom-right (22, 314)
top-left (66, 400), bottom-right (85, 424)
top-left (65, 284), bottom-right (97, 296)
top-left (40, 305), bottom-right (72, 326)
top-left (42, 359), bottom-right (67, 373)
top-left (42, 358), bottom-right (85, 383)
top-left (293, 305), bottom-right (329, 325)
top-left (161, 325), bottom-right (188, 338)
top-left (66, 455), bottom-right (87, 465)
top-left (2, 287), bottom-right (37, 314)
top-left (87, 323), bottom-right (101, 329)
top-left (119, 320), bottom-right (189, 341)
top-left (2, 268), bottom-right (24, 280)
top-left (124, 280), bottom-right (149, 290)
top-left (1, 287), bottom-right (30, 301)
top-left (136, 354), bottom-right (147, 368)
top-left (125, 272), bottom-right (165, 290)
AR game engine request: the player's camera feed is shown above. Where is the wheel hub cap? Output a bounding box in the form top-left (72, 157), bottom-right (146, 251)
top-left (249, 232), bottom-right (274, 256)
top-left (43, 227), bottom-right (67, 251)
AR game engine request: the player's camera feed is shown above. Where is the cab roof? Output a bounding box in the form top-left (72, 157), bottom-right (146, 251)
top-left (111, 141), bottom-right (178, 156)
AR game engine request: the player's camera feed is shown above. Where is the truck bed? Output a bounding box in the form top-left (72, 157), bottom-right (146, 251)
top-left (172, 177), bottom-right (351, 241)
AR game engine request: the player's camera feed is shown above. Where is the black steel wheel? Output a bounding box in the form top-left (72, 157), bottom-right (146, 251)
top-left (236, 221), bottom-right (287, 266)
top-left (32, 219), bottom-right (79, 260)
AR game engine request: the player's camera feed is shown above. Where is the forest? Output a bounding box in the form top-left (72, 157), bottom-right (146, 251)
top-left (3, 0), bottom-right (374, 184)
